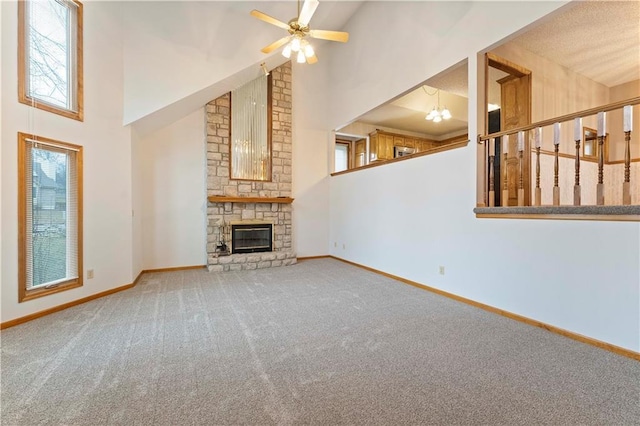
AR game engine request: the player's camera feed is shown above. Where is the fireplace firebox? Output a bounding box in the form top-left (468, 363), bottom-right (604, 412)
top-left (231, 223), bottom-right (273, 254)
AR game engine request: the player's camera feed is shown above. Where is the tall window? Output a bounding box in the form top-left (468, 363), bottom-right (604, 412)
top-left (18, 133), bottom-right (83, 302)
top-left (18, 0), bottom-right (83, 121)
top-left (231, 74), bottom-right (272, 181)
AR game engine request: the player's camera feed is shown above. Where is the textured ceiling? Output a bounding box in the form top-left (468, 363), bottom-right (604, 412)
top-left (343, 1), bottom-right (639, 136)
top-left (512, 1), bottom-right (640, 88)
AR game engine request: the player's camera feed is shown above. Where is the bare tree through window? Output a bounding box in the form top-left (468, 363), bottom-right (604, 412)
top-left (19, 0), bottom-right (82, 120)
top-left (27, 0), bottom-right (72, 109)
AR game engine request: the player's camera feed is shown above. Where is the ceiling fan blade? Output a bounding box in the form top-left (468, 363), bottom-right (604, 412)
top-left (308, 29), bottom-right (349, 43)
top-left (261, 36), bottom-right (292, 54)
top-left (250, 10), bottom-right (290, 30)
top-left (297, 0), bottom-right (319, 27)
top-left (307, 53), bottom-right (318, 64)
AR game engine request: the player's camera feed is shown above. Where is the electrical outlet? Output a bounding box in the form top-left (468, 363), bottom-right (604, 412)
top-left (342, 243), bottom-right (346, 250)
top-left (87, 269), bottom-right (94, 279)
top-left (334, 242), bottom-right (337, 247)
top-left (439, 266), bottom-right (445, 275)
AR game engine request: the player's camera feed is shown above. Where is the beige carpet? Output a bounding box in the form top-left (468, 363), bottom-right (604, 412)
top-left (2, 258), bottom-right (639, 425)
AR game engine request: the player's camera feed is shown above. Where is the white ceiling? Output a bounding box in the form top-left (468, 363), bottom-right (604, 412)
top-left (344, 1), bottom-right (640, 138)
top-left (513, 0), bottom-right (640, 88)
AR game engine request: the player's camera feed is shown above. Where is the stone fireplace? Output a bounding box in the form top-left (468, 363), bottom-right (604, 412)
top-left (206, 62), bottom-right (296, 272)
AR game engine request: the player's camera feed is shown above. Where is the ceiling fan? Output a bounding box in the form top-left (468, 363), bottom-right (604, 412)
top-left (250, 0), bottom-right (349, 64)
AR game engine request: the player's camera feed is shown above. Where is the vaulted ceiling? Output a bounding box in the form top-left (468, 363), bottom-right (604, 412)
top-left (125, 1), bottom-right (365, 133)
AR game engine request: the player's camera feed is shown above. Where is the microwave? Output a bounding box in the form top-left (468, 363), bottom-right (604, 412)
top-left (394, 146), bottom-right (416, 158)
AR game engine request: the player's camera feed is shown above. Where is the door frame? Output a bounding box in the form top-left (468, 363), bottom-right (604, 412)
top-left (485, 52), bottom-right (532, 206)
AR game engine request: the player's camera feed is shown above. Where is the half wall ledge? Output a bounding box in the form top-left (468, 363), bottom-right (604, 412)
top-left (474, 205), bottom-right (640, 222)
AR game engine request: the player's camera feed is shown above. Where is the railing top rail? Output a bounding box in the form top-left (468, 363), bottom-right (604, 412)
top-left (478, 96), bottom-right (640, 142)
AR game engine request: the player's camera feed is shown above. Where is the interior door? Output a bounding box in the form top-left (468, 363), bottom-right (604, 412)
top-left (488, 53), bottom-right (532, 206)
top-left (500, 74), bottom-right (531, 205)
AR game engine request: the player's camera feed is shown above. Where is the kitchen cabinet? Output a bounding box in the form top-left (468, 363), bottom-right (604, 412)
top-left (369, 130), bottom-right (437, 160)
top-left (369, 131), bottom-right (395, 161)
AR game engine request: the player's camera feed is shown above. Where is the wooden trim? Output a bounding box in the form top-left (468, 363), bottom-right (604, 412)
top-left (75, 0), bottom-right (84, 121)
top-left (331, 139), bottom-right (469, 177)
top-left (1, 282), bottom-right (135, 330)
top-left (17, 132), bottom-right (27, 302)
top-left (18, 132), bottom-right (84, 303)
top-left (536, 148), bottom-right (640, 165)
top-left (297, 255), bottom-right (330, 261)
top-left (479, 96), bottom-right (640, 141)
top-left (132, 270), bottom-right (144, 286)
top-left (1, 264), bottom-right (206, 330)
top-left (141, 265), bottom-right (206, 273)
top-left (486, 52), bottom-right (530, 78)
top-left (438, 134), bottom-right (469, 145)
top-left (17, 0), bottom-right (84, 121)
top-left (476, 213), bottom-right (639, 222)
top-left (207, 196), bottom-right (293, 204)
top-left (608, 158), bottom-right (640, 165)
top-left (538, 149), bottom-right (599, 163)
top-left (329, 256), bottom-right (640, 362)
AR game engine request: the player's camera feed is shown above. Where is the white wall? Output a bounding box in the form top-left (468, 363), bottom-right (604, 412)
top-left (1, 2), bottom-right (134, 323)
top-left (323, 1), bottom-right (640, 351)
top-left (292, 61), bottom-right (333, 256)
top-left (131, 127), bottom-right (144, 277)
top-left (0, 1), bottom-right (4, 319)
top-left (140, 108), bottom-right (206, 269)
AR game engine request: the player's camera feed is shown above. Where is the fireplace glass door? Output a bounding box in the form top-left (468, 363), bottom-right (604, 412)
top-left (232, 224), bottom-right (273, 254)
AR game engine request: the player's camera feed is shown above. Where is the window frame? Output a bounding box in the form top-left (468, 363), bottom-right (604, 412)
top-left (18, 0), bottom-right (84, 121)
top-left (334, 141), bottom-right (351, 173)
top-left (18, 132), bottom-right (83, 302)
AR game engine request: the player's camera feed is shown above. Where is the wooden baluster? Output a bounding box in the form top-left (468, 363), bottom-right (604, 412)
top-left (596, 112), bottom-right (606, 206)
top-left (534, 127), bottom-right (542, 206)
top-left (574, 138), bottom-right (581, 206)
top-left (553, 143), bottom-right (560, 206)
top-left (502, 135), bottom-right (509, 206)
top-left (553, 123), bottom-right (560, 206)
top-left (597, 135), bottom-right (605, 205)
top-left (518, 149), bottom-right (524, 206)
top-left (623, 106), bottom-right (633, 205)
top-left (535, 146), bottom-right (541, 206)
top-left (623, 130), bottom-right (631, 205)
top-left (488, 138), bottom-right (495, 207)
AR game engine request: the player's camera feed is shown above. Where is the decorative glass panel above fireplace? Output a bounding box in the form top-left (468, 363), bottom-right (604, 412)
top-left (232, 223), bottom-right (273, 254)
top-left (231, 75), bottom-right (272, 181)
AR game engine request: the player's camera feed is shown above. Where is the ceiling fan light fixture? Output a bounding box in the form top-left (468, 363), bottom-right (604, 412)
top-left (282, 44), bottom-right (292, 58)
top-left (304, 43), bottom-right (314, 58)
top-left (252, 0), bottom-right (349, 66)
top-left (291, 37), bottom-right (301, 52)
